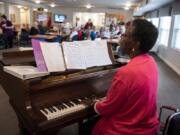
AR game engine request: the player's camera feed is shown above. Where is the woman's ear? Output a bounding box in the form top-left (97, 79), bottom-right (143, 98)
top-left (133, 41), bottom-right (140, 52)
top-left (129, 40), bottom-right (141, 58)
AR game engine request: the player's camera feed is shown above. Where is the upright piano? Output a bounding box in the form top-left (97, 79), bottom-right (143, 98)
top-left (0, 48), bottom-right (124, 135)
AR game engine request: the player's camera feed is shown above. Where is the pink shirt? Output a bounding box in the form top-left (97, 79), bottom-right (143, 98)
top-left (93, 54), bottom-right (158, 135)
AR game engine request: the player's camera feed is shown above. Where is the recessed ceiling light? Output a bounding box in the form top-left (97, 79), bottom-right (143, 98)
top-left (44, 9), bottom-right (48, 12)
top-left (50, 3), bottom-right (55, 7)
top-left (126, 2), bottom-right (131, 7)
top-left (35, 0), bottom-right (41, 4)
top-left (17, 5), bottom-right (22, 8)
top-left (86, 4), bottom-right (91, 9)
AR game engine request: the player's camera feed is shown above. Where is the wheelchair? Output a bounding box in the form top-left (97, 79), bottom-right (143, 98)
top-left (158, 105), bottom-right (180, 135)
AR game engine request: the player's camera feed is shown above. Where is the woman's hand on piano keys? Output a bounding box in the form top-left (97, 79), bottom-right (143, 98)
top-left (82, 96), bottom-right (106, 108)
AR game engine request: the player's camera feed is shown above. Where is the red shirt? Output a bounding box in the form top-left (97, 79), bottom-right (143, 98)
top-left (47, 19), bottom-right (52, 29)
top-left (78, 30), bottom-right (83, 40)
top-left (84, 22), bottom-right (93, 30)
top-left (93, 54), bottom-right (158, 135)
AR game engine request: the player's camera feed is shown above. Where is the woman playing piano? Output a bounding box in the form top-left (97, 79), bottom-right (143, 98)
top-left (84, 19), bottom-right (159, 135)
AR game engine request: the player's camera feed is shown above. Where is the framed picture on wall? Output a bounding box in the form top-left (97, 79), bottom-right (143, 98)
top-left (10, 14), bottom-right (15, 23)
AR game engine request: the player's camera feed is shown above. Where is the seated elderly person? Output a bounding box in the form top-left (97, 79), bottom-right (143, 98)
top-left (29, 21), bottom-right (40, 35)
top-left (101, 27), bottom-right (110, 39)
top-left (70, 27), bottom-right (78, 41)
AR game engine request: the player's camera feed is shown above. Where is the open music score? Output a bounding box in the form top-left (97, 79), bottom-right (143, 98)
top-left (63, 40), bottom-right (112, 69)
top-left (3, 40), bottom-right (113, 80)
top-left (40, 42), bottom-right (66, 72)
top-left (35, 40), bottom-right (113, 72)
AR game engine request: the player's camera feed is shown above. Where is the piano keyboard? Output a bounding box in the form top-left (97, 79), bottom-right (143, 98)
top-left (40, 98), bottom-right (88, 120)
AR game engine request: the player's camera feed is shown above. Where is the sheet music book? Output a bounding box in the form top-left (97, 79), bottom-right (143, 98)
top-left (32, 40), bottom-right (112, 73)
top-left (92, 40), bottom-right (112, 66)
top-left (40, 42), bottom-right (66, 72)
top-left (4, 66), bottom-right (49, 80)
top-left (62, 40), bottom-right (112, 69)
top-left (63, 42), bottom-right (86, 69)
top-left (32, 39), bottom-right (48, 72)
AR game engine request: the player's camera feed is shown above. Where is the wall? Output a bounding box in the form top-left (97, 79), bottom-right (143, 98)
top-left (20, 8), bottom-right (30, 25)
top-left (1, 1), bottom-right (48, 26)
top-left (0, 0), bottom-right (133, 25)
top-left (0, 4), bottom-right (4, 14)
top-left (50, 7), bottom-right (133, 23)
top-left (146, 1), bottom-right (180, 76)
top-left (9, 5), bottom-right (20, 24)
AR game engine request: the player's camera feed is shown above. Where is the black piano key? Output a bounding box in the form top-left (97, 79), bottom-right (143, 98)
top-left (82, 97), bottom-right (88, 100)
top-left (73, 99), bottom-right (81, 104)
top-left (71, 101), bottom-right (77, 105)
top-left (65, 102), bottom-right (71, 107)
top-left (67, 101), bottom-right (73, 107)
top-left (79, 97), bottom-right (87, 101)
top-left (48, 107), bottom-right (54, 113)
top-left (69, 101), bottom-right (75, 106)
top-left (56, 103), bottom-right (63, 110)
top-left (60, 102), bottom-right (67, 109)
top-left (54, 103), bottom-right (61, 109)
top-left (42, 108), bottom-right (48, 114)
top-left (72, 99), bottom-right (81, 104)
top-left (52, 106), bottom-right (57, 112)
top-left (56, 105), bottom-right (62, 110)
top-left (61, 105), bottom-right (66, 109)
top-left (69, 101), bottom-right (74, 107)
top-left (51, 107), bottom-right (56, 112)
top-left (71, 100), bottom-right (78, 105)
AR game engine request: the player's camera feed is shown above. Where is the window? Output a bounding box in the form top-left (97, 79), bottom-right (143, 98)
top-left (172, 15), bottom-right (180, 50)
top-left (159, 16), bottom-right (171, 46)
top-left (147, 18), bottom-right (151, 22)
top-left (151, 18), bottom-right (160, 44)
top-left (151, 18), bottom-right (159, 28)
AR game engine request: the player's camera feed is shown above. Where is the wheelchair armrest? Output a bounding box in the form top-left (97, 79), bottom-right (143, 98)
top-left (159, 105), bottom-right (179, 122)
top-left (160, 105), bottom-right (179, 112)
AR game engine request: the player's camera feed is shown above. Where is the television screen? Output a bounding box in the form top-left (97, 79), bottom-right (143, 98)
top-left (37, 14), bottom-right (47, 21)
top-left (54, 14), bottom-right (66, 23)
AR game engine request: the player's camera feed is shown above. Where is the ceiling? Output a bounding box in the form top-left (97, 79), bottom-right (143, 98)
top-left (28, 0), bottom-right (144, 9)
top-left (134, 0), bottom-right (174, 16)
top-left (0, 0), bottom-right (175, 15)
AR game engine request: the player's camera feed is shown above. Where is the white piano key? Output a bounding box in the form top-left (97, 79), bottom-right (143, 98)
top-left (40, 98), bottom-right (90, 120)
